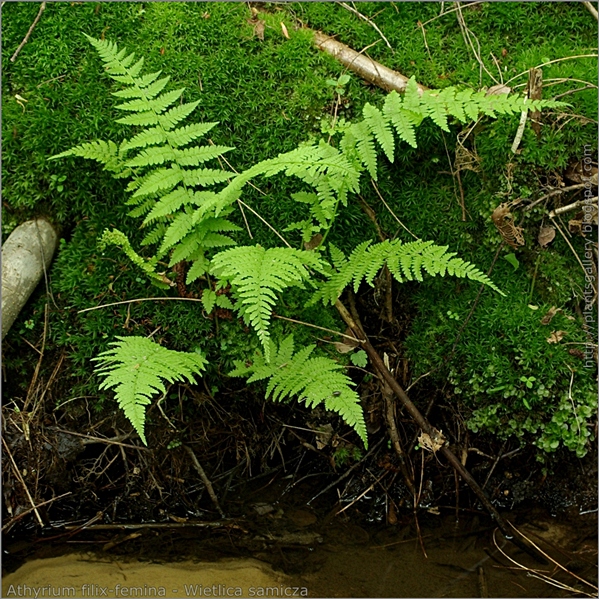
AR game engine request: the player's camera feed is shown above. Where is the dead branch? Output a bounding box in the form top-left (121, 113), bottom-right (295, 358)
top-left (313, 31), bottom-right (428, 95)
top-left (2, 437), bottom-right (44, 526)
top-left (10, 2), bottom-right (46, 62)
top-left (334, 297), bottom-right (547, 564)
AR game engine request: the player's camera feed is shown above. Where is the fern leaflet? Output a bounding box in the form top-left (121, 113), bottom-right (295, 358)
top-left (94, 336), bottom-right (207, 445)
top-left (211, 246), bottom-right (324, 361)
top-left (230, 335), bottom-right (367, 446)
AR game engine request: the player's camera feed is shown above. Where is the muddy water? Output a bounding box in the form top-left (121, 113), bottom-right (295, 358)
top-left (3, 514), bottom-right (596, 598)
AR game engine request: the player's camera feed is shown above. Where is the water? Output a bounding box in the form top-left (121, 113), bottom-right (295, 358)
top-left (3, 511), bottom-right (596, 598)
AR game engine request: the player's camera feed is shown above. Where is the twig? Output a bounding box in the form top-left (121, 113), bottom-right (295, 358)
top-left (510, 98), bottom-right (529, 154)
top-left (370, 179), bottom-right (419, 239)
top-left (237, 199), bottom-right (292, 248)
top-left (272, 313), bottom-right (363, 342)
top-left (52, 428), bottom-right (150, 451)
top-left (549, 197), bottom-right (597, 218)
top-left (63, 520), bottom-right (242, 531)
top-left (314, 31), bottom-right (428, 95)
top-left (1, 492), bottom-right (72, 532)
top-left (2, 437), bottom-right (44, 526)
top-left (22, 302), bottom-right (49, 413)
top-left (553, 84), bottom-right (598, 101)
top-left (307, 437), bottom-right (386, 505)
top-left (338, 2), bottom-right (394, 52)
top-left (78, 296), bottom-right (204, 314)
top-left (455, 3), bottom-right (499, 87)
top-left (10, 2), bottom-right (46, 62)
top-left (551, 217), bottom-right (597, 295)
top-left (582, 1), bottom-right (599, 21)
top-left (183, 445), bottom-right (225, 518)
top-left (333, 297), bottom-right (547, 563)
top-left (420, 1), bottom-right (485, 27)
top-left (504, 54), bottom-right (598, 87)
top-left (524, 183), bottom-right (587, 211)
top-left (335, 470), bottom-right (389, 515)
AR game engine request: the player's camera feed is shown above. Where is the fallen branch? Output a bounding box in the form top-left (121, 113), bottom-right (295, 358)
top-left (549, 197), bottom-right (598, 218)
top-left (313, 31), bottom-right (428, 95)
top-left (334, 298), bottom-right (547, 563)
top-left (10, 2), bottom-right (46, 63)
top-left (64, 520), bottom-right (242, 531)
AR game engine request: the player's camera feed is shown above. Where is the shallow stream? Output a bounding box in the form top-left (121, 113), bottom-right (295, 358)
top-left (3, 508), bottom-right (597, 598)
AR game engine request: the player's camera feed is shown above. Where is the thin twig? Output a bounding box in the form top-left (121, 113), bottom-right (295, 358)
top-left (551, 217), bottom-right (597, 295)
top-left (339, 2), bottom-right (394, 52)
top-left (237, 199), bottom-right (293, 248)
top-left (419, 1), bottom-right (485, 27)
top-left (78, 296), bottom-right (204, 314)
top-left (10, 2), bottom-right (46, 62)
top-left (64, 520), bottom-right (242, 531)
top-left (183, 445), bottom-right (225, 518)
top-left (504, 54), bottom-right (598, 87)
top-left (2, 437), bottom-right (44, 526)
top-left (370, 179), bottom-right (419, 239)
top-left (52, 428), bottom-right (150, 451)
top-left (272, 313), bottom-right (363, 342)
top-left (1, 492), bottom-right (72, 532)
top-left (525, 183), bottom-right (587, 211)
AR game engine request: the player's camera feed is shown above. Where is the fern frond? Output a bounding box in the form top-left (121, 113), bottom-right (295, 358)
top-left (49, 140), bottom-right (124, 173)
top-left (112, 75), bottom-right (170, 100)
top-left (312, 239), bottom-right (505, 305)
top-left (120, 127), bottom-right (167, 153)
top-left (99, 229), bottom-right (173, 289)
top-left (94, 336), bottom-right (206, 444)
top-left (115, 88), bottom-right (185, 113)
top-left (230, 335), bottom-right (367, 446)
top-left (165, 122), bottom-right (219, 147)
top-left (159, 101), bottom-right (202, 130)
top-left (212, 246), bottom-right (324, 361)
top-left (362, 103), bottom-right (395, 162)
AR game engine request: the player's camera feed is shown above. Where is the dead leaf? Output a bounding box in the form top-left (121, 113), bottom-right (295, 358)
top-left (280, 21), bottom-right (290, 39)
top-left (486, 84), bottom-right (511, 96)
top-left (202, 12), bottom-right (210, 19)
top-left (568, 348), bottom-right (585, 359)
top-left (547, 330), bottom-right (567, 344)
top-left (314, 424), bottom-right (334, 450)
top-left (538, 225), bottom-right (556, 247)
top-left (541, 306), bottom-right (560, 325)
top-left (334, 341), bottom-right (356, 354)
top-left (418, 429), bottom-right (446, 453)
top-left (304, 233), bottom-right (323, 251)
top-left (248, 18), bottom-right (265, 41)
top-left (565, 159), bottom-right (598, 185)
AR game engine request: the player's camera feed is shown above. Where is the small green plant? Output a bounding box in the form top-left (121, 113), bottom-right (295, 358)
top-left (52, 36), bottom-right (563, 447)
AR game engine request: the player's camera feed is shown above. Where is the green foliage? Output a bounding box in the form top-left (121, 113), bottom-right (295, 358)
top-left (311, 238), bottom-right (504, 306)
top-left (45, 29), bottom-right (587, 458)
top-left (94, 336), bottom-right (207, 444)
top-left (230, 335), bottom-right (367, 446)
top-left (211, 246), bottom-right (324, 360)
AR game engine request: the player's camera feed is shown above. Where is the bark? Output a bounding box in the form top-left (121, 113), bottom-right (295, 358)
top-left (313, 31), bottom-right (428, 95)
top-left (2, 219), bottom-right (58, 339)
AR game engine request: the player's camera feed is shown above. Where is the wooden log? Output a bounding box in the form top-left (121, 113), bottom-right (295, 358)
top-left (2, 219), bottom-right (58, 339)
top-left (313, 31), bottom-right (428, 95)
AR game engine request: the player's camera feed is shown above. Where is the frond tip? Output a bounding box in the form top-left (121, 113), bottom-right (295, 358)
top-left (230, 335), bottom-right (368, 446)
top-left (93, 336), bottom-right (207, 444)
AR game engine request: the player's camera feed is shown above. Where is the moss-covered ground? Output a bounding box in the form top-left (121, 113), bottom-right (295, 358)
top-left (2, 2), bottom-right (597, 527)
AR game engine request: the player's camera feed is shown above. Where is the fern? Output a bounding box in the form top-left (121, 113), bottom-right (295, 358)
top-left (311, 239), bottom-right (505, 306)
top-left (98, 229), bottom-right (173, 289)
top-left (211, 246), bottom-right (324, 361)
top-left (51, 35), bottom-right (237, 276)
top-left (230, 335), bottom-right (367, 446)
top-left (94, 336), bottom-right (207, 444)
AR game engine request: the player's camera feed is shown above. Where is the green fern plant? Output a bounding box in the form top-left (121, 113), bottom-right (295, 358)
top-left (53, 35), bottom-right (564, 447)
top-left (230, 335), bottom-right (367, 445)
top-left (94, 336), bottom-right (207, 445)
